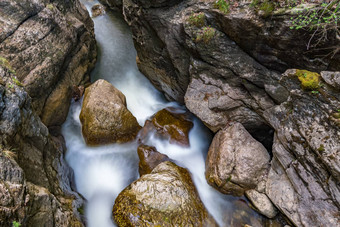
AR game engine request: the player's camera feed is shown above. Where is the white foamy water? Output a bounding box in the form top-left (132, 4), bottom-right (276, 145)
top-left (62, 1), bottom-right (265, 226)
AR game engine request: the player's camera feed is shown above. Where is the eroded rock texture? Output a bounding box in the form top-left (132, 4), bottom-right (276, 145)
top-left (113, 161), bottom-right (217, 227)
top-left (0, 0), bottom-right (97, 128)
top-left (0, 71), bottom-right (84, 226)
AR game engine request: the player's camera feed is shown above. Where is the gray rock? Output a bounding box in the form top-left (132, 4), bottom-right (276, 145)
top-left (245, 189), bottom-right (278, 219)
top-left (0, 0), bottom-right (97, 128)
top-left (321, 71), bottom-right (340, 89)
top-left (205, 122), bottom-right (270, 196)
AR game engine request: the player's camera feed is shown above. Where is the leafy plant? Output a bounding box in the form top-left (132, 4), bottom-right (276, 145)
top-left (195, 26), bottom-right (216, 43)
top-left (289, 1), bottom-right (340, 53)
top-left (214, 0), bottom-right (230, 14)
top-left (188, 12), bottom-right (206, 27)
top-left (12, 221), bottom-right (21, 227)
top-left (12, 77), bottom-right (23, 87)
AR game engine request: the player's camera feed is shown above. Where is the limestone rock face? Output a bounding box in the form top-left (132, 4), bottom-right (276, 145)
top-left (0, 70), bottom-right (83, 226)
top-left (137, 144), bottom-right (170, 176)
top-left (113, 161), bottom-right (217, 227)
top-left (80, 79), bottom-right (141, 145)
top-left (0, 0), bottom-right (97, 128)
top-left (139, 107), bottom-right (194, 147)
top-left (205, 122), bottom-right (270, 196)
top-left (262, 69), bottom-right (340, 227)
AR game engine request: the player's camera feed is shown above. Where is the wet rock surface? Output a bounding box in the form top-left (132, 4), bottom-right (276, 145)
top-left (0, 0), bottom-right (97, 128)
top-left (80, 79), bottom-right (141, 145)
top-left (205, 122), bottom-right (270, 196)
top-left (113, 161), bottom-right (217, 226)
top-left (139, 107), bottom-right (194, 147)
top-left (91, 4), bottom-right (106, 17)
top-left (137, 144), bottom-right (170, 176)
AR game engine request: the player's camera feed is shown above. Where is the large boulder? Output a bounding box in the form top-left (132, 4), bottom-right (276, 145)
top-left (137, 144), bottom-right (170, 176)
top-left (205, 122), bottom-right (270, 196)
top-left (113, 161), bottom-right (217, 226)
top-left (80, 79), bottom-right (141, 145)
top-left (0, 0), bottom-right (97, 128)
top-left (139, 107), bottom-right (194, 147)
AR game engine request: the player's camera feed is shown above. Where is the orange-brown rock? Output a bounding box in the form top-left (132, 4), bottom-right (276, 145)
top-left (139, 107), bottom-right (193, 147)
top-left (80, 79), bottom-right (141, 145)
top-left (137, 144), bottom-right (170, 176)
top-left (113, 161), bottom-right (217, 227)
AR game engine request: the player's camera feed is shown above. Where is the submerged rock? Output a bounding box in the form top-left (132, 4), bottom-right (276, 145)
top-left (139, 107), bottom-right (193, 147)
top-left (91, 4), bottom-right (106, 17)
top-left (80, 79), bottom-right (141, 145)
top-left (137, 144), bottom-right (170, 176)
top-left (205, 122), bottom-right (270, 196)
top-left (113, 161), bottom-right (217, 226)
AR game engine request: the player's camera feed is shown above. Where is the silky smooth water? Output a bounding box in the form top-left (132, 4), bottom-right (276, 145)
top-left (62, 1), bottom-right (266, 226)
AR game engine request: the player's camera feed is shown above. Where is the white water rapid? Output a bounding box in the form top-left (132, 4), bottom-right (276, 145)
top-left (62, 1), bottom-right (266, 226)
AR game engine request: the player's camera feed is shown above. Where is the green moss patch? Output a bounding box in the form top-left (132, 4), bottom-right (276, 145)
top-left (0, 56), bottom-right (15, 74)
top-left (296, 69), bottom-right (320, 90)
top-left (188, 12), bottom-right (205, 28)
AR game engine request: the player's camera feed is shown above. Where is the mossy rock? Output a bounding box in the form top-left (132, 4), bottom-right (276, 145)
top-left (139, 107), bottom-right (194, 147)
top-left (296, 69), bottom-right (320, 90)
top-left (112, 161), bottom-right (217, 226)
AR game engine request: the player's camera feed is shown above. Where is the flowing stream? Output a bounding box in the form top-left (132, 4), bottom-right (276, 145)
top-left (62, 1), bottom-right (266, 226)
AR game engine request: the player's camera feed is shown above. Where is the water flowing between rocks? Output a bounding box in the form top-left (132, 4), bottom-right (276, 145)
top-left (62, 1), bottom-right (265, 226)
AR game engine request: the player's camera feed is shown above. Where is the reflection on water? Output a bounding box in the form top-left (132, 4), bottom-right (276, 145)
top-left (62, 1), bottom-right (273, 226)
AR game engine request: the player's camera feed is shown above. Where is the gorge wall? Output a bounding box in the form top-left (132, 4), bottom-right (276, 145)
top-left (100, 0), bottom-right (340, 226)
top-left (0, 0), bottom-right (97, 225)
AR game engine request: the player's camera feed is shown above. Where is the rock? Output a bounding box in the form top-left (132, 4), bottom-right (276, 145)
top-left (0, 68), bottom-right (84, 226)
top-left (80, 79), bottom-right (141, 145)
top-left (137, 144), bottom-right (170, 176)
top-left (72, 85), bottom-right (85, 101)
top-left (245, 189), bottom-right (278, 219)
top-left (91, 4), bottom-right (106, 17)
top-left (139, 107), bottom-right (194, 147)
top-left (321, 71), bottom-right (340, 89)
top-left (113, 161), bottom-right (217, 226)
top-left (116, 0), bottom-right (339, 104)
top-left (99, 0), bottom-right (123, 10)
top-left (205, 122), bottom-right (270, 196)
top-left (262, 69), bottom-right (340, 226)
top-left (0, 0), bottom-right (97, 128)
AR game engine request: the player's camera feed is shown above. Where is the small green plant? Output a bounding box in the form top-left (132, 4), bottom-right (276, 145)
top-left (214, 0), bottom-right (230, 14)
top-left (311, 90), bottom-right (319, 94)
top-left (46, 4), bottom-right (54, 10)
top-left (259, 1), bottom-right (276, 16)
top-left (195, 26), bottom-right (216, 43)
top-left (12, 77), bottom-right (23, 87)
top-left (318, 144), bottom-right (325, 152)
top-left (188, 12), bottom-right (205, 27)
top-left (289, 1), bottom-right (340, 53)
top-left (0, 145), bottom-right (17, 159)
top-left (12, 221), bottom-right (21, 227)
top-left (0, 56), bottom-right (15, 74)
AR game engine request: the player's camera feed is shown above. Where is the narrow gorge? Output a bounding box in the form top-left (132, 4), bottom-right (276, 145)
top-left (0, 0), bottom-right (339, 227)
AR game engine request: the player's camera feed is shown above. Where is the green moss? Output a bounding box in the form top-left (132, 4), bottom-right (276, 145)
top-left (214, 0), bottom-right (230, 14)
top-left (77, 206), bottom-right (84, 215)
top-left (318, 144), bottom-right (325, 152)
top-left (195, 26), bottom-right (216, 43)
top-left (259, 1), bottom-right (275, 17)
top-left (12, 77), bottom-right (23, 87)
top-left (188, 12), bottom-right (205, 28)
top-left (296, 69), bottom-right (320, 90)
top-left (0, 56), bottom-right (15, 74)
top-left (46, 4), bottom-right (54, 10)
